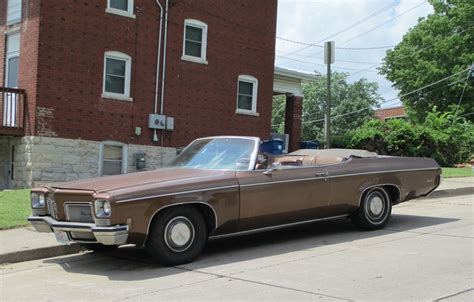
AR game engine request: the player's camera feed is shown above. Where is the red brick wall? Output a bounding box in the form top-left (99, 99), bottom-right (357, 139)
top-left (32, 0), bottom-right (277, 147)
top-left (375, 106), bottom-right (406, 122)
top-left (1, 0), bottom-right (41, 135)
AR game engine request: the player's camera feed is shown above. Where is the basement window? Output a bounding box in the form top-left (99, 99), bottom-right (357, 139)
top-left (236, 75), bottom-right (259, 116)
top-left (181, 19), bottom-right (208, 65)
top-left (102, 51), bottom-right (133, 101)
top-left (100, 142), bottom-right (128, 176)
top-left (106, 0), bottom-right (135, 19)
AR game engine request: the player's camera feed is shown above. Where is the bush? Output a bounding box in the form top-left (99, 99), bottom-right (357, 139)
top-left (346, 108), bottom-right (474, 166)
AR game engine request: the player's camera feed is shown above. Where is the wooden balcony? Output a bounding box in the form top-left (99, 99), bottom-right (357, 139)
top-left (0, 87), bottom-right (26, 136)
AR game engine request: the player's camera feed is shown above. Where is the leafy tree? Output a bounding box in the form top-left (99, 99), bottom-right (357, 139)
top-left (271, 72), bottom-right (381, 144)
top-left (380, 0), bottom-right (474, 122)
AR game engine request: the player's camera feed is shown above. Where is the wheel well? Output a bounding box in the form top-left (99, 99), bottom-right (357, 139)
top-left (382, 185), bottom-right (401, 204)
top-left (148, 203), bottom-right (217, 236)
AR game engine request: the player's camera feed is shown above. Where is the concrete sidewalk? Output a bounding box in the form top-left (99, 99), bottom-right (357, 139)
top-left (0, 226), bottom-right (83, 264)
top-left (0, 177), bottom-right (472, 265)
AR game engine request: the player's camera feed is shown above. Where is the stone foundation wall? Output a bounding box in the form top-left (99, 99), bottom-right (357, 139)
top-left (9, 136), bottom-right (176, 189)
top-left (0, 137), bottom-right (10, 190)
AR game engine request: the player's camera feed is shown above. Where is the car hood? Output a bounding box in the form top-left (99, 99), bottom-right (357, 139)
top-left (49, 168), bottom-right (238, 198)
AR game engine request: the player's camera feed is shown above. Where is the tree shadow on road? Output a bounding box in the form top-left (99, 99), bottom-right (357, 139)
top-left (43, 213), bottom-right (459, 281)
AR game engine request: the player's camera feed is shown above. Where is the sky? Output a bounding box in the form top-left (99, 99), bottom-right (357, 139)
top-left (275, 0), bottom-right (434, 108)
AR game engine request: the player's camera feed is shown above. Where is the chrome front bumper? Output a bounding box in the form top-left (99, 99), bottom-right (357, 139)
top-left (28, 216), bottom-right (128, 246)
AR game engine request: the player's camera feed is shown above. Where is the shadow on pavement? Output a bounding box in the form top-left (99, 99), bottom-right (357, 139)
top-left (428, 187), bottom-right (474, 199)
top-left (44, 213), bottom-right (458, 281)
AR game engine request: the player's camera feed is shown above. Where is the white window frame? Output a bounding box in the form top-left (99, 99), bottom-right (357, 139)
top-left (7, 0), bottom-right (22, 25)
top-left (102, 51), bottom-right (133, 101)
top-left (236, 75), bottom-right (259, 116)
top-left (106, 0), bottom-right (136, 19)
top-left (181, 19), bottom-right (208, 65)
top-left (99, 141), bottom-right (128, 176)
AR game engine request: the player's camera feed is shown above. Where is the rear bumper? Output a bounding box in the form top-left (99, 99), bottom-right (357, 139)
top-left (28, 216), bottom-right (128, 246)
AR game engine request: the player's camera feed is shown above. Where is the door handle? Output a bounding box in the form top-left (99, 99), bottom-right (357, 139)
top-left (314, 172), bottom-right (327, 178)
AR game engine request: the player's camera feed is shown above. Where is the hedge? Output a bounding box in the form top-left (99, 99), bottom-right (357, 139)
top-left (345, 109), bottom-right (474, 166)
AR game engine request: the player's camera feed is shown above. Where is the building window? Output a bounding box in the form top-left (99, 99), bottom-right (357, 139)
top-left (100, 142), bottom-right (127, 176)
top-left (236, 75), bottom-right (259, 116)
top-left (7, 0), bottom-right (22, 25)
top-left (5, 33), bottom-right (20, 88)
top-left (106, 0), bottom-right (135, 19)
top-left (181, 19), bottom-right (208, 64)
top-left (102, 51), bottom-right (132, 101)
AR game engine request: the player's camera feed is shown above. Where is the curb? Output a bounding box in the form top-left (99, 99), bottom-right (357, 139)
top-left (0, 243), bottom-right (84, 265)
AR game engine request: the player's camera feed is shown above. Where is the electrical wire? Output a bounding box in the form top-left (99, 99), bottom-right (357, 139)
top-left (301, 67), bottom-right (471, 125)
top-left (280, 1), bottom-right (400, 57)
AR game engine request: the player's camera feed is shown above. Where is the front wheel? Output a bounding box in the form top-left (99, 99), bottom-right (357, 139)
top-left (146, 206), bottom-right (207, 266)
top-left (351, 187), bottom-right (392, 230)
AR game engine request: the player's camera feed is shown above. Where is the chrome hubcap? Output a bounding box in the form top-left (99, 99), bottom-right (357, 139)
top-left (365, 191), bottom-right (386, 222)
top-left (369, 196), bottom-right (384, 216)
top-left (164, 216), bottom-right (195, 252)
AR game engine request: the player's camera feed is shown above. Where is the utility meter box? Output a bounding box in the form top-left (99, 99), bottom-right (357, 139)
top-left (134, 152), bottom-right (146, 170)
top-left (149, 114), bottom-right (166, 130)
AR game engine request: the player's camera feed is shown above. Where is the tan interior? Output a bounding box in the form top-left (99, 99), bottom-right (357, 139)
top-left (270, 154), bottom-right (343, 167)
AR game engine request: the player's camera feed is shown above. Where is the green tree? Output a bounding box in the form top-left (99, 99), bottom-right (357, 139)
top-left (303, 72), bottom-right (381, 144)
top-left (380, 0), bottom-right (474, 122)
top-left (272, 72), bottom-right (381, 145)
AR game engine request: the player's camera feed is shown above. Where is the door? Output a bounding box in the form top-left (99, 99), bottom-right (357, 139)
top-left (4, 33), bottom-right (20, 127)
top-left (236, 166), bottom-right (331, 231)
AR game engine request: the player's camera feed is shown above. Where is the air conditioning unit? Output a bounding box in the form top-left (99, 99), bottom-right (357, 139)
top-left (148, 114), bottom-right (166, 130)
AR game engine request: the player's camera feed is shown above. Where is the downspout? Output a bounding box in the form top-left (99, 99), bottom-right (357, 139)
top-left (160, 0), bottom-right (169, 115)
top-left (153, 0), bottom-right (164, 142)
top-left (160, 0), bottom-right (170, 167)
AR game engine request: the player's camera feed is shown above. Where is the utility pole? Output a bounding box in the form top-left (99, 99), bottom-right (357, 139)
top-left (324, 41), bottom-right (335, 149)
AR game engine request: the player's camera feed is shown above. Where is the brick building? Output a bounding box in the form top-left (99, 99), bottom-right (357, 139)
top-left (0, 0), bottom-right (315, 189)
top-left (375, 106), bottom-right (406, 122)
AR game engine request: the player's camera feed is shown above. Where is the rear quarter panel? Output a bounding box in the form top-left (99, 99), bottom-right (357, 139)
top-left (326, 156), bottom-right (440, 215)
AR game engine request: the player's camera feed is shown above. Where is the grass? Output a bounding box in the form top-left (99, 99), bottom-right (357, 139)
top-left (0, 189), bottom-right (31, 230)
top-left (441, 167), bottom-right (474, 178)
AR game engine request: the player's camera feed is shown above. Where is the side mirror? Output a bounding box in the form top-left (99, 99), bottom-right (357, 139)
top-left (263, 162), bottom-right (282, 175)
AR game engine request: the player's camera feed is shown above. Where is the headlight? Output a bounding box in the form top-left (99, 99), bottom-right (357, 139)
top-left (31, 193), bottom-right (45, 209)
top-left (95, 199), bottom-right (111, 217)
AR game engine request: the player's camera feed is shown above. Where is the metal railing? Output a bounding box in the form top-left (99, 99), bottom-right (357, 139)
top-left (0, 87), bottom-right (26, 135)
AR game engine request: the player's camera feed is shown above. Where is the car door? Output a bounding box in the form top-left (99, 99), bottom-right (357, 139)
top-left (236, 166), bottom-right (331, 231)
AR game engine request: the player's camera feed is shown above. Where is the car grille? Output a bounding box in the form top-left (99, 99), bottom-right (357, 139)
top-left (46, 197), bottom-right (58, 219)
top-left (65, 204), bottom-right (94, 223)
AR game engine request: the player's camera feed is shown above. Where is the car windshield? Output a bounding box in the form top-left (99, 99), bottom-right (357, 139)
top-left (169, 138), bottom-right (256, 171)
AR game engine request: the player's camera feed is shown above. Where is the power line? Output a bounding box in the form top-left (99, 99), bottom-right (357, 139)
top-left (301, 67), bottom-right (471, 125)
top-left (281, 1), bottom-right (400, 57)
top-left (275, 55), bottom-right (379, 72)
top-left (276, 36), bottom-right (395, 50)
top-left (300, 1), bottom-right (427, 59)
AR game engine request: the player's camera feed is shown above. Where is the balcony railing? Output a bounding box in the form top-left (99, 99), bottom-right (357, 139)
top-left (0, 87), bottom-right (26, 136)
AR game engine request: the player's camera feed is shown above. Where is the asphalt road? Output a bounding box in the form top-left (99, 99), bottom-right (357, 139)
top-left (1, 179), bottom-right (473, 301)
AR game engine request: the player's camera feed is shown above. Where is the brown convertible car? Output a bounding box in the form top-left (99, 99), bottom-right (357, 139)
top-left (29, 136), bottom-right (441, 265)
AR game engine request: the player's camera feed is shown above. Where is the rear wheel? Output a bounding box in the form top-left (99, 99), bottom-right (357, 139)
top-left (146, 206), bottom-right (207, 266)
top-left (352, 187), bottom-right (391, 230)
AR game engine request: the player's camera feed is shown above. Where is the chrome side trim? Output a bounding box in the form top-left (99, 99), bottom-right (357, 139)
top-left (115, 185), bottom-right (239, 204)
top-left (328, 167), bottom-right (438, 179)
top-left (144, 201), bottom-right (219, 244)
top-left (209, 214), bottom-right (348, 240)
top-left (357, 184), bottom-right (401, 208)
top-left (240, 167), bottom-right (437, 188)
top-left (241, 176), bottom-right (326, 188)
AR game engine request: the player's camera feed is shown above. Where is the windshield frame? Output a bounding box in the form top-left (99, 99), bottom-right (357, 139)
top-left (171, 136), bottom-right (261, 171)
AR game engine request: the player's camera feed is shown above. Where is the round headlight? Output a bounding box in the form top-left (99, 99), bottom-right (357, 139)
top-left (103, 201), bottom-right (111, 215)
top-left (31, 193), bottom-right (46, 209)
